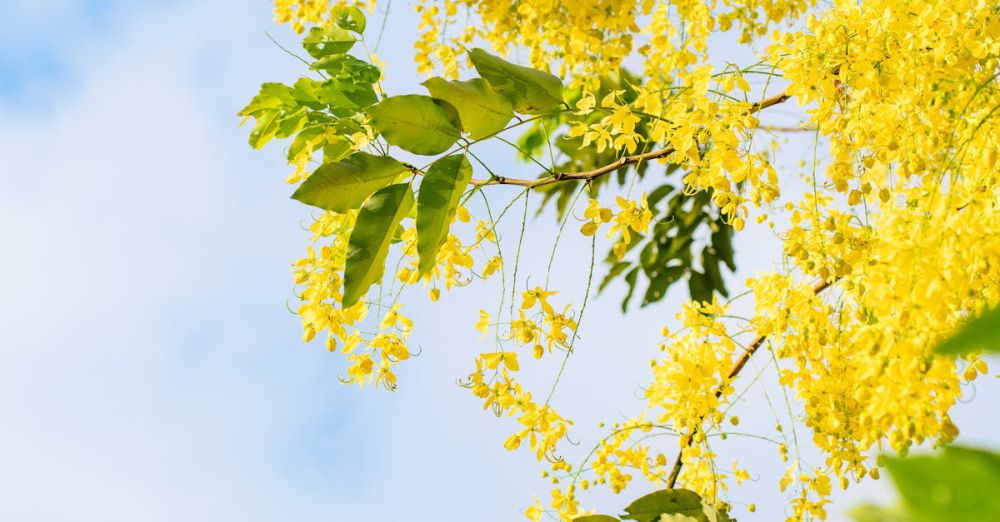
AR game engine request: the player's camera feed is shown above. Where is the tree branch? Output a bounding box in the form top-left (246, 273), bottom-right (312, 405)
top-left (664, 277), bottom-right (834, 489)
top-left (468, 91), bottom-right (791, 188)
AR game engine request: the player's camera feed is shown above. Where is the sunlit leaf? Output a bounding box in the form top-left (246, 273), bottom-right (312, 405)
top-left (416, 155), bottom-right (473, 275)
top-left (885, 446), bottom-right (1000, 522)
top-left (247, 108), bottom-right (281, 149)
top-left (291, 152), bottom-right (408, 212)
top-left (332, 5), bottom-right (366, 33)
top-left (622, 489), bottom-right (713, 522)
top-left (423, 77), bottom-right (514, 140)
top-left (935, 305), bottom-right (1000, 355)
top-left (367, 95), bottom-right (462, 155)
top-left (343, 183), bottom-right (415, 306)
top-left (302, 26), bottom-right (355, 59)
top-left (468, 48), bottom-right (564, 114)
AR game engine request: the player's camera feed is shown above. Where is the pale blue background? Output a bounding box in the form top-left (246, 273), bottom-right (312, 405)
top-left (1, 1), bottom-right (995, 521)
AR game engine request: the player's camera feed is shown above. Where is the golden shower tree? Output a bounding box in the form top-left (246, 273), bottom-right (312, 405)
top-left (243, 1), bottom-right (999, 520)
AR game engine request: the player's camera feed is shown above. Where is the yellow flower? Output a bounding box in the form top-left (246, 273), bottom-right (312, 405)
top-left (475, 310), bottom-right (491, 336)
top-left (481, 351), bottom-right (519, 371)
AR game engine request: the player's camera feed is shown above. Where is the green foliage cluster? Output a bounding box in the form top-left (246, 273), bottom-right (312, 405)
top-left (240, 11), bottom-right (579, 307)
top-left (241, 11), bottom-right (738, 310)
top-left (576, 488), bottom-right (734, 522)
top-left (518, 73), bottom-right (736, 311)
top-left (592, 306), bottom-right (1000, 522)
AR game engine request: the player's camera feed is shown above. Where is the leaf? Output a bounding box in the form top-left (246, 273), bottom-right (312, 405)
top-left (367, 95), bottom-right (462, 155)
top-left (711, 224), bottom-right (736, 271)
top-left (302, 26), bottom-right (355, 59)
top-left (416, 155), bottom-right (473, 274)
top-left (294, 77), bottom-right (378, 112)
top-left (332, 5), bottom-right (366, 33)
top-left (239, 82), bottom-right (296, 116)
top-left (934, 305), bottom-right (1000, 355)
top-left (849, 504), bottom-right (912, 522)
top-left (423, 77), bottom-right (514, 140)
top-left (276, 107), bottom-right (308, 138)
top-left (574, 516), bottom-right (621, 522)
top-left (658, 516), bottom-right (700, 522)
top-left (688, 271), bottom-right (714, 304)
top-left (642, 265), bottom-right (686, 306)
top-left (291, 152), bottom-right (408, 212)
top-left (343, 183), bottom-right (414, 306)
top-left (247, 108), bottom-right (281, 149)
top-left (702, 249), bottom-right (728, 297)
top-left (287, 126), bottom-right (323, 160)
top-left (885, 446), bottom-right (1000, 522)
top-left (322, 137), bottom-right (352, 163)
top-left (647, 183), bottom-right (675, 208)
top-left (468, 48), bottom-right (565, 114)
top-left (621, 267), bottom-right (639, 313)
top-left (599, 261), bottom-right (632, 294)
top-left (622, 489), bottom-right (708, 522)
top-left (310, 54), bottom-right (381, 85)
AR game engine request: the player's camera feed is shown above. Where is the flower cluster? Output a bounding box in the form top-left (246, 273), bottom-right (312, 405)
top-left (580, 196), bottom-right (653, 259)
top-left (293, 211), bottom-right (416, 389)
top-left (465, 288), bottom-right (580, 464)
top-left (265, 2), bottom-right (1000, 522)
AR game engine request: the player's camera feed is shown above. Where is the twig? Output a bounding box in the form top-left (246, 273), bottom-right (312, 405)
top-left (665, 277), bottom-right (834, 488)
top-left (467, 92), bottom-right (791, 188)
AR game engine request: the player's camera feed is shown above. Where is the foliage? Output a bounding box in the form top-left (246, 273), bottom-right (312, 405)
top-left (851, 446), bottom-right (1000, 522)
top-left (935, 305), bottom-right (1000, 356)
top-left (577, 488), bottom-right (734, 522)
top-left (245, 1), bottom-right (1000, 522)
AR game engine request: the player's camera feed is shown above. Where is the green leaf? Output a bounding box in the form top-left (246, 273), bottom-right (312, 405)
top-left (276, 107), bottom-right (308, 138)
top-left (711, 224), bottom-right (736, 271)
top-left (416, 155), bottom-right (473, 275)
top-left (288, 126), bottom-right (323, 160)
top-left (367, 95), bottom-right (462, 155)
top-left (291, 152), bottom-right (408, 212)
top-left (688, 271), bottom-right (714, 304)
top-left (647, 183), bottom-right (675, 207)
top-left (599, 261), bottom-right (632, 294)
top-left (294, 77), bottom-right (377, 112)
top-left (934, 305), bottom-right (1000, 355)
top-left (622, 489), bottom-right (709, 522)
top-left (849, 504), bottom-right (912, 522)
top-left (247, 108), bottom-right (282, 149)
top-left (310, 54), bottom-right (380, 85)
top-left (657, 516), bottom-right (700, 522)
top-left (574, 516), bottom-right (621, 522)
top-left (332, 5), bottom-right (366, 33)
top-left (239, 83), bottom-right (296, 116)
top-left (885, 446), bottom-right (1000, 522)
top-left (642, 265), bottom-right (686, 306)
top-left (302, 26), bottom-right (355, 59)
top-left (343, 183), bottom-right (414, 306)
top-left (323, 137), bottom-right (352, 163)
top-left (468, 48), bottom-right (564, 114)
top-left (702, 249), bottom-right (728, 298)
top-left (621, 267), bottom-right (640, 313)
top-left (423, 77), bottom-right (514, 140)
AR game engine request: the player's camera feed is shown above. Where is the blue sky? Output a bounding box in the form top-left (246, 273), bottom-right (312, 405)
top-left (1, 1), bottom-right (996, 521)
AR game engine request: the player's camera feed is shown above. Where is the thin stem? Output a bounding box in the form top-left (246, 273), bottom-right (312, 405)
top-left (468, 92), bottom-right (791, 188)
top-left (665, 277), bottom-right (834, 488)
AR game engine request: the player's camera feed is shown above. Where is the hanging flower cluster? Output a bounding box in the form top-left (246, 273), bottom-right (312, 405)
top-left (262, 1), bottom-right (999, 521)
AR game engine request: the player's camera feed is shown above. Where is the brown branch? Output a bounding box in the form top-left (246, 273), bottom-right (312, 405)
top-left (468, 91), bottom-right (791, 188)
top-left (664, 278), bottom-right (834, 489)
top-left (758, 124), bottom-right (816, 133)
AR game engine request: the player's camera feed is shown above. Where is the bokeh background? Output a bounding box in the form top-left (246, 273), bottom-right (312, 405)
top-left (2, 1), bottom-right (996, 521)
